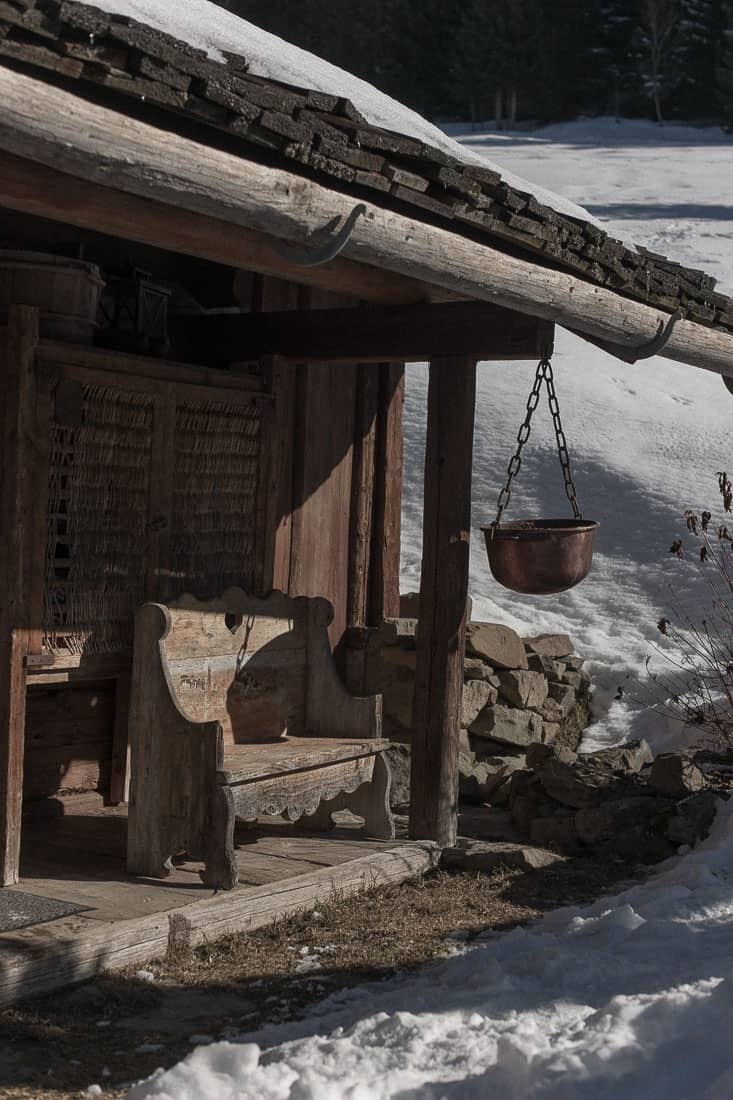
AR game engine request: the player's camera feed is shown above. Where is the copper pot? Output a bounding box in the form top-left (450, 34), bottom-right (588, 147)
top-left (482, 519), bottom-right (600, 595)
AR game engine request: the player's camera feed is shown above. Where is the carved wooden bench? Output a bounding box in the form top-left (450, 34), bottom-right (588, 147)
top-left (126, 589), bottom-right (394, 889)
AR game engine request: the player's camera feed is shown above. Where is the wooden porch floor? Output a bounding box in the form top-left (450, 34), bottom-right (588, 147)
top-left (1, 804), bottom-right (439, 1007)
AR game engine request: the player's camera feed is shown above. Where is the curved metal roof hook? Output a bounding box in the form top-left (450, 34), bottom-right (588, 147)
top-left (270, 203), bottom-right (367, 268)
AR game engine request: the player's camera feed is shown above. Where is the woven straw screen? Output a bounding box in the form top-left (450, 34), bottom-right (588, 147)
top-left (44, 384), bottom-right (153, 656)
top-left (43, 386), bottom-right (263, 656)
top-left (166, 399), bottom-right (261, 601)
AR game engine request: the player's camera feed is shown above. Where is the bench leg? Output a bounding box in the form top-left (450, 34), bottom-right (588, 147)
top-left (200, 786), bottom-right (238, 890)
top-left (346, 752), bottom-right (395, 840)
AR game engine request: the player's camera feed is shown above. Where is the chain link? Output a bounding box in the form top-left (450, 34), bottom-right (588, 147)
top-left (493, 358), bottom-right (582, 527)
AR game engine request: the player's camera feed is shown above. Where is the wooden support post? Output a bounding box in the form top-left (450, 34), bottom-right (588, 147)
top-left (409, 356), bottom-right (477, 848)
top-left (0, 307), bottom-right (40, 884)
top-left (348, 364), bottom-right (379, 627)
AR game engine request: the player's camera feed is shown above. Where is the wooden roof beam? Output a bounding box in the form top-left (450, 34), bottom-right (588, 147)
top-left (0, 151), bottom-right (447, 308)
top-left (0, 67), bottom-right (731, 377)
top-left (172, 302), bottom-right (553, 364)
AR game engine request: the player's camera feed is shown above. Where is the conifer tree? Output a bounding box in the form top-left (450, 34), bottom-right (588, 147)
top-left (719, 0), bottom-right (733, 127)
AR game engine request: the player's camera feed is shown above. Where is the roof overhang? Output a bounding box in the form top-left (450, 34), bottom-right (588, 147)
top-left (1, 65), bottom-right (731, 378)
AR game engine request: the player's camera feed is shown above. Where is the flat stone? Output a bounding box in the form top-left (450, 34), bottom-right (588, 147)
top-left (377, 617), bottom-right (418, 645)
top-left (548, 682), bottom-right (576, 718)
top-left (536, 756), bottom-right (652, 808)
top-left (498, 669), bottom-right (548, 710)
top-left (442, 840), bottom-right (564, 873)
top-left (464, 657), bottom-right (500, 685)
top-left (470, 704), bottom-right (542, 748)
top-left (466, 622), bottom-right (527, 670)
top-left (586, 740), bottom-right (653, 773)
top-left (469, 735), bottom-right (526, 758)
top-left (575, 796), bottom-right (674, 846)
top-left (524, 633), bottom-right (574, 659)
top-left (539, 698), bottom-right (564, 723)
top-left (527, 653), bottom-right (565, 679)
top-left (542, 721), bottom-right (561, 745)
top-left (461, 679), bottom-right (497, 727)
top-left (526, 741), bottom-right (577, 769)
top-left (650, 753), bottom-right (706, 799)
top-left (384, 743), bottom-right (411, 811)
top-left (560, 670), bottom-right (584, 691)
top-left (459, 756), bottom-right (515, 804)
top-left (563, 656), bottom-right (585, 671)
top-left (596, 829), bottom-right (677, 865)
top-left (666, 790), bottom-right (722, 847)
top-left (530, 811), bottom-right (580, 851)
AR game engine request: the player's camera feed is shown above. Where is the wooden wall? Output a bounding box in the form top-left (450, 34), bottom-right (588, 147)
top-left (254, 279), bottom-right (405, 646)
top-left (23, 683), bottom-right (116, 802)
top-left (4, 270), bottom-right (405, 834)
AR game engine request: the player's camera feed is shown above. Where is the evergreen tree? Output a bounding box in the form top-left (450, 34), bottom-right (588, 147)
top-left (454, 0), bottom-right (540, 128)
top-left (719, 0), bottom-right (733, 127)
top-left (595, 0), bottom-right (638, 117)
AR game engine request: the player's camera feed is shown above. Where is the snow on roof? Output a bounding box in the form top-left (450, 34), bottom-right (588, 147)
top-left (90, 0), bottom-right (598, 227)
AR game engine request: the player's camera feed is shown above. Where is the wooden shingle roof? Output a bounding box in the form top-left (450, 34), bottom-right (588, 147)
top-left (1, 0), bottom-right (731, 335)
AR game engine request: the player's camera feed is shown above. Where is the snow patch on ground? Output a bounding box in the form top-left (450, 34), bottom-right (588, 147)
top-left (129, 801), bottom-right (733, 1099)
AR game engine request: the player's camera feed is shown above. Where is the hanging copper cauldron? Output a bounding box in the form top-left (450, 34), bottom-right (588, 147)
top-left (483, 358), bottom-right (599, 595)
top-left (482, 518), bottom-right (599, 595)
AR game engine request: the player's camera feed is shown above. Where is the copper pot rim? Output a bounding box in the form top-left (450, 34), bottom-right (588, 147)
top-left (481, 518), bottom-right (600, 538)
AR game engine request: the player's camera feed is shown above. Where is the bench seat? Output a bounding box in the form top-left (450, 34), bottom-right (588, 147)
top-left (219, 737), bottom-right (391, 785)
top-left (127, 589), bottom-right (395, 889)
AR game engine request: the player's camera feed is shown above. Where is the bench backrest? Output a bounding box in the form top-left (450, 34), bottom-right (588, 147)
top-left (136, 588), bottom-right (381, 745)
top-left (158, 590), bottom-right (308, 743)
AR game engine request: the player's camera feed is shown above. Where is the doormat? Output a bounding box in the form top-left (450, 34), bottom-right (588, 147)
top-left (0, 890), bottom-right (91, 932)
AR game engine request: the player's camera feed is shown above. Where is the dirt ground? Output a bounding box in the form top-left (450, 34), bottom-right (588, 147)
top-left (0, 856), bottom-right (635, 1100)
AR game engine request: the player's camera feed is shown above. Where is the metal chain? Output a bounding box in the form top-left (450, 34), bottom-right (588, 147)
top-left (494, 358), bottom-right (582, 527)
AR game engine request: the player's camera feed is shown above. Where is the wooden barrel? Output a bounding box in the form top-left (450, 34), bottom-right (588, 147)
top-left (0, 250), bottom-right (104, 345)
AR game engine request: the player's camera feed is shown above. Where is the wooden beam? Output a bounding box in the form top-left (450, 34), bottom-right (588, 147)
top-left (172, 302), bottom-right (552, 364)
top-left (0, 307), bottom-right (39, 885)
top-left (0, 67), bottom-right (729, 375)
top-left (0, 150), bottom-right (440, 307)
top-left (409, 357), bottom-right (476, 848)
top-left (348, 364), bottom-right (379, 627)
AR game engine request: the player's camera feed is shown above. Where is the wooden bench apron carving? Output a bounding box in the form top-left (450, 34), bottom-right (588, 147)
top-left (126, 589), bottom-right (394, 890)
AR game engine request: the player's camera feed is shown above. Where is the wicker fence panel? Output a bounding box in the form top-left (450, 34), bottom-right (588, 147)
top-left (43, 385), bottom-right (154, 656)
top-left (167, 399), bottom-right (261, 601)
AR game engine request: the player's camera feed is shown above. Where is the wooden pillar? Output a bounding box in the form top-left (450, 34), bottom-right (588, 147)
top-left (409, 356), bottom-right (476, 847)
top-left (0, 307), bottom-right (40, 884)
top-left (348, 363), bottom-right (379, 628)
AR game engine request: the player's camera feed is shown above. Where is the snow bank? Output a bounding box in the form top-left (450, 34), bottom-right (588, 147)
top-left (129, 800), bottom-right (733, 1099)
top-left (90, 0), bottom-right (597, 224)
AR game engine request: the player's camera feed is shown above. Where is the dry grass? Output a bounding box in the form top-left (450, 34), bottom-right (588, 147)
top-left (0, 857), bottom-right (634, 1100)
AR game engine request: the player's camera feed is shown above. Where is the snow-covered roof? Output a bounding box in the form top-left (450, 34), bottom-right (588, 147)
top-left (0, 0), bottom-right (730, 334)
top-left (90, 0), bottom-right (593, 225)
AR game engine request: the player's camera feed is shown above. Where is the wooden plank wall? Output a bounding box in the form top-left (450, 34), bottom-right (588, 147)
top-left (255, 279), bottom-right (405, 646)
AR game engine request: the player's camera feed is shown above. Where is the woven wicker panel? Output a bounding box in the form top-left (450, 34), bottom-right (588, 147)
top-left (167, 399), bottom-right (261, 600)
top-left (44, 385), bottom-right (153, 655)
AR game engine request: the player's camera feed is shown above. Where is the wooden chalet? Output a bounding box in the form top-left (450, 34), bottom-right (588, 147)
top-left (0, 0), bottom-right (732, 1001)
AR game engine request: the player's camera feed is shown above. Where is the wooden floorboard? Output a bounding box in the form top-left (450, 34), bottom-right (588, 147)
top-left (0, 804), bottom-right (439, 1006)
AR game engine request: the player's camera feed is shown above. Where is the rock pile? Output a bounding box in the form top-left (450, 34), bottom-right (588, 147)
top-left (506, 740), bottom-right (726, 863)
top-left (370, 612), bottom-right (592, 811)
